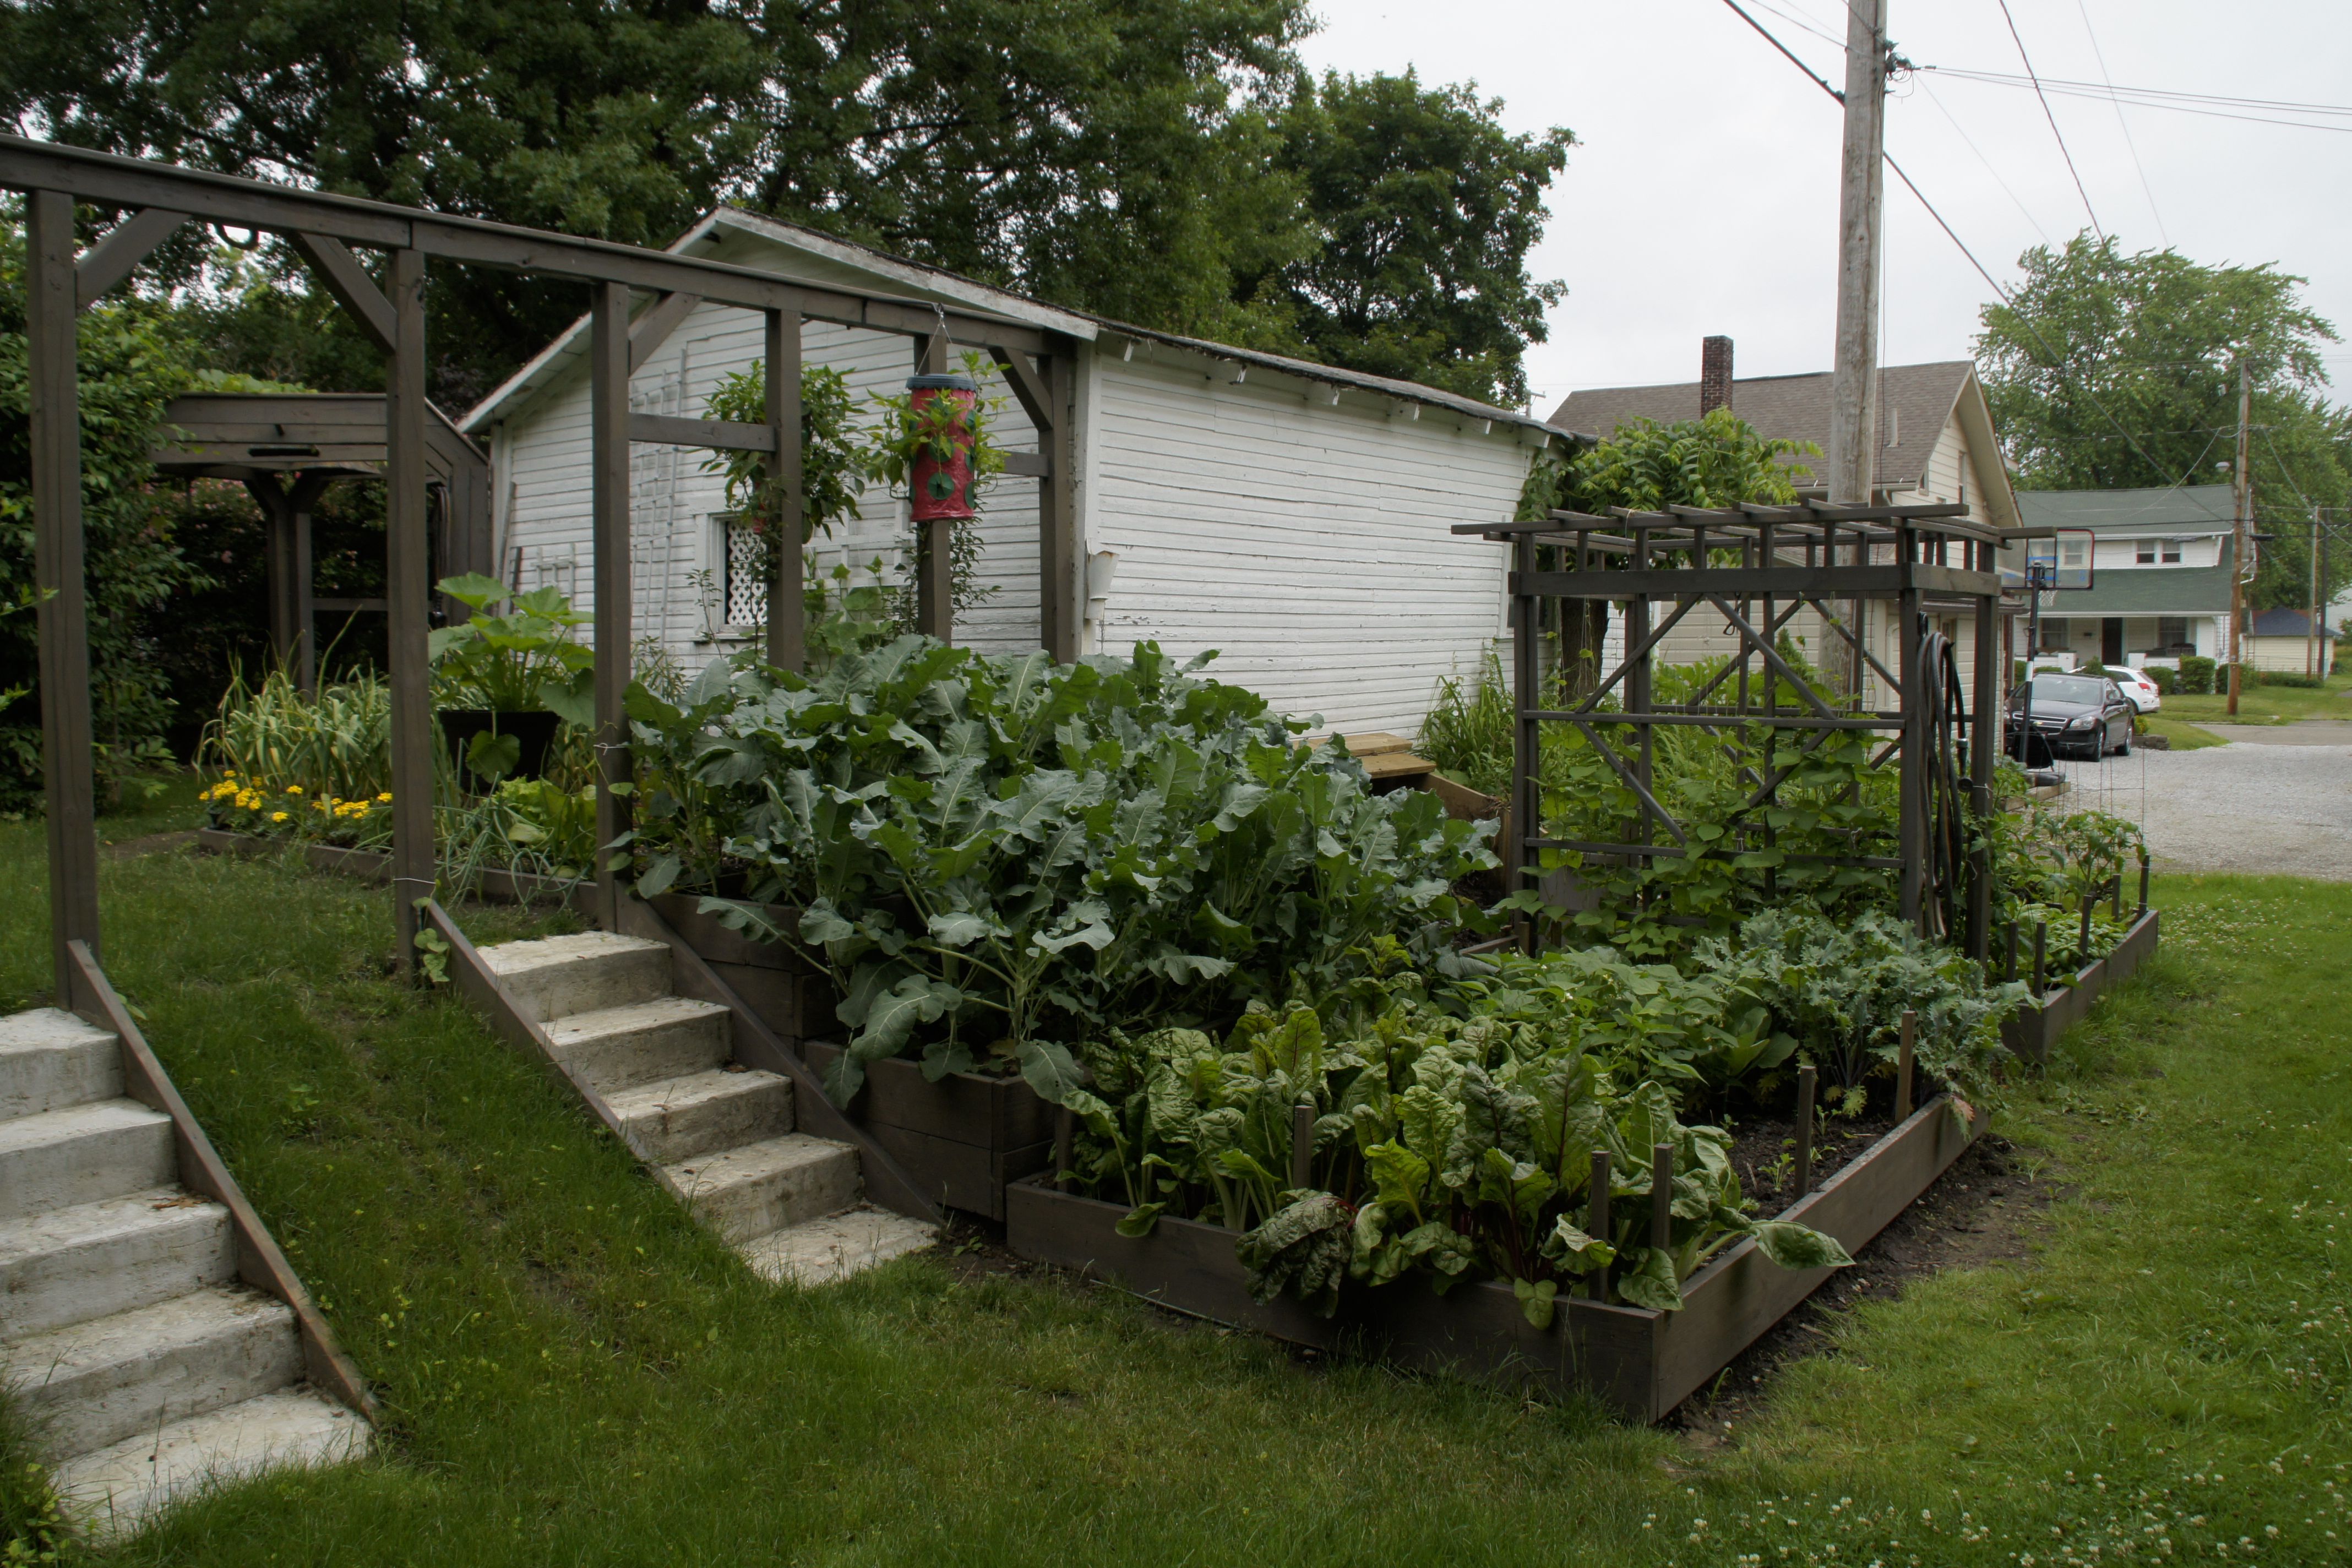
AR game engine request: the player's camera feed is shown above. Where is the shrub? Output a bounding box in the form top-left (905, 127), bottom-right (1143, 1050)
top-left (2177, 655), bottom-right (2217, 694)
top-left (2255, 669), bottom-right (2323, 689)
top-left (2146, 665), bottom-right (2177, 694)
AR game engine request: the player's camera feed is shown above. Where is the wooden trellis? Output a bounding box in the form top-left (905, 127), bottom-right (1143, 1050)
top-left (3, 133), bottom-right (1080, 1002)
top-left (1454, 499), bottom-right (2011, 956)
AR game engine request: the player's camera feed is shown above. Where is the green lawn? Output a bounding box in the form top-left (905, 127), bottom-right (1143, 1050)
top-left (4, 785), bottom-right (2349, 1565)
top-left (2161, 668), bottom-right (2352, 726)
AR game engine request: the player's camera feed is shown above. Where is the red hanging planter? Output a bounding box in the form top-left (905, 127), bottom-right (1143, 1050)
top-left (906, 372), bottom-right (979, 522)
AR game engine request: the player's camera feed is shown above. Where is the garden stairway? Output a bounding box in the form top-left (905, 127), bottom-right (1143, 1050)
top-left (0, 1008), bottom-right (366, 1533)
top-left (476, 932), bottom-right (934, 1283)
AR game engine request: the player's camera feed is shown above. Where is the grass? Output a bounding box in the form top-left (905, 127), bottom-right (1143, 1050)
top-left (2143, 716), bottom-right (2230, 750)
top-left (2160, 667), bottom-right (2352, 726)
top-left (3, 781), bottom-right (2349, 1565)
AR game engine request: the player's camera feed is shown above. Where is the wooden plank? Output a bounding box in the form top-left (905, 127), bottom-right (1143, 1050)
top-left (1517, 564), bottom-right (2000, 601)
top-left (1375, 1279), bottom-right (1661, 1422)
top-left (28, 191), bottom-right (100, 1006)
top-left (616, 896), bottom-right (944, 1227)
top-left (1424, 772), bottom-right (1503, 823)
top-left (801, 1041), bottom-right (1057, 1150)
top-left (1041, 345), bottom-right (1079, 662)
top-left (646, 892), bottom-right (805, 970)
top-left (590, 284), bottom-right (631, 930)
top-left (68, 943), bottom-right (375, 1419)
top-left (75, 206), bottom-right (188, 309)
top-left (289, 232), bottom-right (398, 353)
top-left (627, 291), bottom-right (702, 375)
top-left (1001, 450), bottom-right (1050, 478)
top-left (1359, 752), bottom-right (1437, 781)
top-left (627, 411), bottom-right (774, 452)
top-left (764, 310), bottom-right (805, 672)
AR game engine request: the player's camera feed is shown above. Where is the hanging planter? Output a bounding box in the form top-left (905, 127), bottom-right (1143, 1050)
top-left (901, 372), bottom-right (981, 522)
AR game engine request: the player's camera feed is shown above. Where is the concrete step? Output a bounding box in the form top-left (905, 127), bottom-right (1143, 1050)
top-left (3, 1286), bottom-right (301, 1458)
top-left (51, 1385), bottom-right (367, 1539)
top-left (0, 1009), bottom-right (122, 1123)
top-left (0, 1099), bottom-right (177, 1222)
top-left (0, 1190), bottom-right (236, 1341)
top-left (478, 932), bottom-right (672, 1024)
top-left (661, 1134), bottom-right (860, 1245)
top-left (738, 1206), bottom-right (936, 1287)
top-left (603, 1066), bottom-right (793, 1164)
top-left (545, 997), bottom-right (731, 1093)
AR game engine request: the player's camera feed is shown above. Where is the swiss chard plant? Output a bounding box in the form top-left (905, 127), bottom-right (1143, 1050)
top-left (623, 636), bottom-right (1496, 1106)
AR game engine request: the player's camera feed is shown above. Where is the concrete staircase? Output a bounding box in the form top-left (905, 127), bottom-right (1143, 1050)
top-left (0, 1008), bottom-right (365, 1534)
top-left (477, 932), bottom-right (933, 1283)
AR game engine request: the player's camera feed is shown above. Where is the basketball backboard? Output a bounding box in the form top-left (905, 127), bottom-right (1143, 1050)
top-left (2021, 528), bottom-right (2095, 591)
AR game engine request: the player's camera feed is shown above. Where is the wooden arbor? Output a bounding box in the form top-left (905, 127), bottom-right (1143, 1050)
top-left (3, 133), bottom-right (1082, 1006)
top-left (153, 393), bottom-right (494, 692)
top-left (1455, 500), bottom-right (2007, 956)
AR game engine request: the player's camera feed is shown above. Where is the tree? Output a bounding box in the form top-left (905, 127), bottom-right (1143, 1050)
top-left (1, 0), bottom-right (1315, 402)
top-left (1260, 71), bottom-right (1571, 407)
top-left (1977, 233), bottom-right (2352, 609)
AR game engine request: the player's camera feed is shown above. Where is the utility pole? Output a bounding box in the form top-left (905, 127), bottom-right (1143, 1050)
top-left (2228, 359), bottom-right (2251, 715)
top-left (2311, 506), bottom-right (2323, 679)
top-left (1829, 0), bottom-right (1888, 709)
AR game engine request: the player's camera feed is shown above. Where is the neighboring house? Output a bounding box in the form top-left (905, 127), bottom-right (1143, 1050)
top-left (461, 207), bottom-right (1565, 736)
top-left (2011, 486), bottom-right (2237, 666)
top-left (1547, 340), bottom-right (2023, 703)
top-left (2247, 607), bottom-right (2335, 676)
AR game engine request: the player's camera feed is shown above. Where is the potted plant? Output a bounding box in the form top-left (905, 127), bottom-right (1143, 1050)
top-left (430, 574), bottom-right (595, 788)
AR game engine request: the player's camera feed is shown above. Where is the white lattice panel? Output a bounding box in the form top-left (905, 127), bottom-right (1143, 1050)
top-left (725, 519), bottom-right (766, 628)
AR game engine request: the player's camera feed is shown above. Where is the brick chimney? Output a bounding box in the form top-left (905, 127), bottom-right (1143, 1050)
top-left (1699, 335), bottom-right (1734, 416)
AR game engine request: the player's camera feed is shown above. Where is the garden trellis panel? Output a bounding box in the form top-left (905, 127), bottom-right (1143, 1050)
top-left (1454, 500), bottom-right (2011, 953)
top-left (2, 133), bottom-right (1076, 1003)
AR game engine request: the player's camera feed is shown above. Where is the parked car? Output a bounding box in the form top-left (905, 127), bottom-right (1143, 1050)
top-left (2105, 666), bottom-right (2163, 712)
top-left (2007, 673), bottom-right (2137, 761)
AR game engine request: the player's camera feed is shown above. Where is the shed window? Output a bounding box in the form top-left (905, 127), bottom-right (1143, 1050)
top-left (724, 517), bottom-right (766, 629)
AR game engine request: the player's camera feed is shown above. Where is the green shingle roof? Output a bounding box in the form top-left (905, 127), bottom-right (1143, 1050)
top-left (2045, 563), bottom-right (2233, 616)
top-left (2018, 484), bottom-right (2235, 533)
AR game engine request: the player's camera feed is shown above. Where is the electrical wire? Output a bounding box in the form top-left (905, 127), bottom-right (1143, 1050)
top-left (1925, 68), bottom-right (2352, 135)
top-left (1994, 0), bottom-right (2106, 243)
top-left (1916, 76), bottom-right (2052, 246)
top-left (2071, 0), bottom-right (2168, 244)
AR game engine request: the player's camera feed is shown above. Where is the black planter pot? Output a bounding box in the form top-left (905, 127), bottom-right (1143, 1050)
top-left (438, 709), bottom-right (562, 791)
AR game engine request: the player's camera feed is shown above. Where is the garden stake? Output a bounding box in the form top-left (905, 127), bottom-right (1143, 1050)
top-left (2111, 873), bottom-right (2124, 920)
top-left (2138, 858), bottom-right (2151, 917)
top-left (1794, 1066), bottom-right (1816, 1198)
top-left (1290, 1101), bottom-right (1315, 1192)
top-left (2003, 919), bottom-right (2018, 982)
top-left (1053, 1107), bottom-right (1074, 1192)
top-left (2078, 895), bottom-right (2094, 970)
top-left (1649, 1143), bottom-right (1674, 1254)
top-left (1588, 1150), bottom-right (1613, 1301)
top-left (1896, 1010), bottom-right (1916, 1122)
top-left (2032, 919), bottom-right (2048, 994)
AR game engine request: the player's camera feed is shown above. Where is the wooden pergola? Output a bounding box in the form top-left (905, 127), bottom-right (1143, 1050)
top-left (1456, 500), bottom-right (2011, 956)
top-left (153, 392), bottom-right (494, 691)
top-left (3, 134), bottom-right (1082, 1005)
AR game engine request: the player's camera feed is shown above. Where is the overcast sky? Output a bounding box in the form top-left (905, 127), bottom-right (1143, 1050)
top-left (1296, 0), bottom-right (2352, 420)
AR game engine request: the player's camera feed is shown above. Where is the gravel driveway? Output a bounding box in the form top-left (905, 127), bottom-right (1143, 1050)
top-left (2044, 726), bottom-right (2352, 879)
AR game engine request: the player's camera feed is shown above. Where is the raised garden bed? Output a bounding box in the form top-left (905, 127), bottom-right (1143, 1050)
top-left (1008, 1095), bottom-right (1984, 1423)
top-left (2001, 907), bottom-right (2159, 1064)
top-left (195, 827), bottom-right (582, 906)
top-left (646, 892), bottom-right (1054, 1221)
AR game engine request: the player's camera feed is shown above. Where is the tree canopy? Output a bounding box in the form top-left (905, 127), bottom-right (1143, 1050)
top-left (1977, 233), bottom-right (2352, 610)
top-left (1, 1), bottom-right (1570, 409)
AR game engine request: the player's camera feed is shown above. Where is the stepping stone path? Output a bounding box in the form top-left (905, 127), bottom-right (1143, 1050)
top-left (477, 932), bottom-right (934, 1283)
top-left (0, 1008), bottom-right (365, 1535)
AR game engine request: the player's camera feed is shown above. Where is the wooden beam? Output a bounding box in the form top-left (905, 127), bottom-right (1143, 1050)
top-left (627, 412), bottom-right (775, 452)
top-left (764, 309), bottom-right (805, 672)
top-left (384, 249), bottom-right (435, 966)
top-left (627, 291), bottom-right (703, 375)
top-left (1001, 450), bottom-right (1050, 478)
top-left (992, 346), bottom-right (1054, 433)
top-left (1515, 563), bottom-right (2000, 601)
top-left (289, 231), bottom-right (398, 353)
top-left (75, 206), bottom-right (188, 309)
top-left (1041, 346), bottom-right (1080, 662)
top-left (27, 190), bottom-right (101, 1007)
top-left (590, 283), bottom-right (633, 929)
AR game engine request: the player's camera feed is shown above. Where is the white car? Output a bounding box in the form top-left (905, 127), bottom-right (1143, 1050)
top-left (2106, 666), bottom-right (2163, 713)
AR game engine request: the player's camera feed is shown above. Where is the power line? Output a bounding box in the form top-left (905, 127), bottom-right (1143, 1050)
top-left (1994, 0), bottom-right (2105, 244)
top-left (1925, 69), bottom-right (2352, 135)
top-left (1916, 77), bottom-right (2052, 246)
top-left (1719, 0), bottom-right (1845, 102)
top-left (2071, 0), bottom-right (2167, 244)
top-left (1923, 68), bottom-right (2352, 118)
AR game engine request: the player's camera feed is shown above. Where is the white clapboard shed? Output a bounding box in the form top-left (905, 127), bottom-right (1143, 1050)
top-left (461, 208), bottom-right (1566, 734)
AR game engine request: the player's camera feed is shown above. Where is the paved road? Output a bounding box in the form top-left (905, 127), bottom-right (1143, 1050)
top-left (2046, 725), bottom-right (2352, 880)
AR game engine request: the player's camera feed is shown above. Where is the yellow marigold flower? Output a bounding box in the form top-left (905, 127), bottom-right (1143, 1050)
top-left (270, 810), bottom-right (289, 823)
top-left (285, 785), bottom-right (303, 795)
top-left (377, 792), bottom-right (393, 802)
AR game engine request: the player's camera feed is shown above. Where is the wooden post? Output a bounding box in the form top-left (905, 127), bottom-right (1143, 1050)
top-left (913, 333), bottom-right (954, 644)
top-left (384, 249), bottom-right (435, 967)
top-left (1053, 1106), bottom-right (1074, 1192)
top-left (2078, 894), bottom-right (2094, 966)
top-left (2138, 858), bottom-right (2150, 918)
top-left (763, 308), bottom-right (805, 672)
top-left (1041, 345), bottom-right (1080, 663)
top-left (1587, 1149), bottom-right (1613, 1301)
top-left (1898, 569), bottom-right (1926, 933)
top-left (2032, 918), bottom-right (2048, 994)
top-left (1794, 1065), bottom-right (1816, 1197)
top-left (590, 282), bottom-right (634, 931)
top-left (1290, 1101), bottom-right (1315, 1192)
top-left (2228, 360), bottom-right (2251, 716)
top-left (1649, 1142), bottom-right (1674, 1253)
top-left (1896, 1009), bottom-right (1916, 1121)
top-left (1968, 579), bottom-right (1999, 958)
top-left (1511, 530), bottom-right (1540, 955)
top-left (289, 475), bottom-right (322, 693)
top-left (26, 190), bottom-right (101, 1008)
top-left (2003, 918), bottom-right (2019, 983)
top-left (2110, 871), bottom-right (2124, 921)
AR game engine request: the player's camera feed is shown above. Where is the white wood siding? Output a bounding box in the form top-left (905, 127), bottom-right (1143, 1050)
top-left (1084, 353), bottom-right (1525, 736)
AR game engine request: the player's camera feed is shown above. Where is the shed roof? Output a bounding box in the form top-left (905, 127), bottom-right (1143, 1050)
top-left (2251, 606), bottom-right (2333, 638)
top-left (463, 207), bottom-right (1560, 439)
top-left (1547, 361), bottom-right (1977, 491)
top-left (2017, 484), bottom-right (2236, 534)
